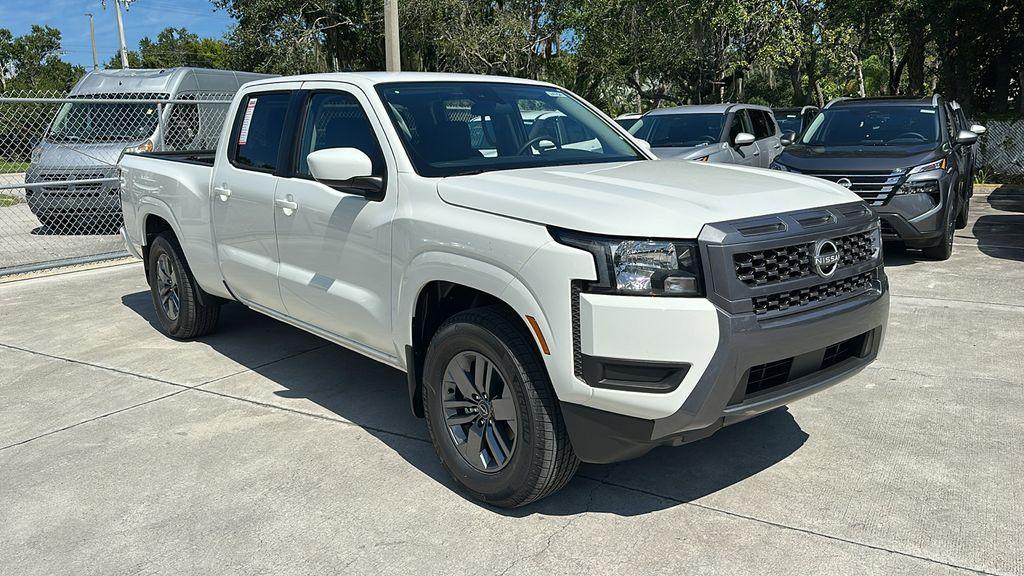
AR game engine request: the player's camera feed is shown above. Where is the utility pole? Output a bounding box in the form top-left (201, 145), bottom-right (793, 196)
top-left (103, 0), bottom-right (133, 68)
top-left (85, 13), bottom-right (98, 70)
top-left (384, 0), bottom-right (400, 72)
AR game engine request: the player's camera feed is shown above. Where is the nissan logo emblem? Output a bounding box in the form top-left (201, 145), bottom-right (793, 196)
top-left (812, 239), bottom-right (841, 278)
top-left (836, 177), bottom-right (853, 189)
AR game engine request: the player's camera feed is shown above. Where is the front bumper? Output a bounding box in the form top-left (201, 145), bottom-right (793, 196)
top-left (875, 171), bottom-right (956, 246)
top-left (562, 280), bottom-right (889, 463)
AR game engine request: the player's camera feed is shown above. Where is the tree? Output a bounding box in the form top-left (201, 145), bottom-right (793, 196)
top-left (0, 25), bottom-right (84, 92)
top-left (106, 28), bottom-right (231, 70)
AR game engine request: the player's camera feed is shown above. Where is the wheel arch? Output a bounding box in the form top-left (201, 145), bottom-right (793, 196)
top-left (399, 254), bottom-right (555, 418)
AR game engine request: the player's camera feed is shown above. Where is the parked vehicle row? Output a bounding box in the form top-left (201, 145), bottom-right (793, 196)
top-left (120, 72), bottom-right (889, 507)
top-left (621, 94), bottom-right (984, 260)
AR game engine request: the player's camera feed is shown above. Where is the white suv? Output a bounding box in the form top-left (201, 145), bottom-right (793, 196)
top-left (119, 73), bottom-right (889, 508)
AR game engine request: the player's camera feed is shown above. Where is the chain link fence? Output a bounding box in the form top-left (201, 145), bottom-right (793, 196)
top-left (976, 118), bottom-right (1024, 180)
top-left (0, 90), bottom-right (233, 276)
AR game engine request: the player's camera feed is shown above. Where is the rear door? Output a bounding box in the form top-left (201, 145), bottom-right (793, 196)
top-left (210, 83), bottom-right (301, 311)
top-left (273, 82), bottom-right (398, 354)
top-left (726, 110), bottom-right (759, 166)
top-left (750, 109), bottom-right (780, 167)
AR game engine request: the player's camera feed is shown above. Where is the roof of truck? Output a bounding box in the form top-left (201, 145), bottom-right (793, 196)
top-left (644, 102), bottom-right (772, 116)
top-left (243, 72), bottom-right (556, 91)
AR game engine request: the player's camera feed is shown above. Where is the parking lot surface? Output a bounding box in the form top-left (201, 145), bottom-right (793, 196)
top-left (1, 185), bottom-right (1022, 575)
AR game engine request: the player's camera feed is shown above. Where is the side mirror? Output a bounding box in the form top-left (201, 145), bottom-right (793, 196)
top-left (956, 130), bottom-right (978, 146)
top-left (635, 138), bottom-right (652, 152)
top-left (970, 124), bottom-right (986, 135)
top-left (734, 132), bottom-right (756, 146)
top-left (780, 131), bottom-right (797, 146)
top-left (307, 147), bottom-right (384, 201)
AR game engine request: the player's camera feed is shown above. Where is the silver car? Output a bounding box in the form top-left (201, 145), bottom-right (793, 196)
top-left (629, 103), bottom-right (783, 167)
top-left (26, 67), bottom-right (272, 232)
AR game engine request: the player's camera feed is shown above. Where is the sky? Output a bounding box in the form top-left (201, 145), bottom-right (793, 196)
top-left (3, 0), bottom-right (236, 68)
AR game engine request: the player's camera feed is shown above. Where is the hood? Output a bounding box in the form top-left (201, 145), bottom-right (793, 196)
top-left (777, 143), bottom-right (945, 172)
top-left (26, 141), bottom-right (129, 178)
top-left (436, 160), bottom-right (860, 238)
top-left (650, 144), bottom-right (719, 160)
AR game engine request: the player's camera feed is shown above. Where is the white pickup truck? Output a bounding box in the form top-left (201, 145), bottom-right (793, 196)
top-left (119, 72), bottom-right (889, 507)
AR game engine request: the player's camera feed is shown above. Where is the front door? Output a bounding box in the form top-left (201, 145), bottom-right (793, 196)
top-left (274, 83), bottom-right (398, 355)
top-left (727, 110), bottom-right (759, 166)
top-left (211, 85), bottom-right (300, 311)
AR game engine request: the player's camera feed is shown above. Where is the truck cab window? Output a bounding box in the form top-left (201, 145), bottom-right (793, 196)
top-left (296, 92), bottom-right (385, 177)
top-left (164, 95), bottom-right (199, 151)
top-left (233, 93), bottom-right (289, 172)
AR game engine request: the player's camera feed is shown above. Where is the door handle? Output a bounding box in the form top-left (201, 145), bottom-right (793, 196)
top-left (753, 150), bottom-right (761, 156)
top-left (275, 196), bottom-right (298, 216)
top-left (213, 185), bottom-right (232, 202)
top-left (773, 144), bottom-right (781, 149)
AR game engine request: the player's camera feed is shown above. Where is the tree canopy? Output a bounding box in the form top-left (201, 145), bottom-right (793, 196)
top-left (5, 1), bottom-right (1022, 117)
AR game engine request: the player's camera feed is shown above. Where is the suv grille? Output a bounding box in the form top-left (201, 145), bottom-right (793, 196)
top-left (734, 230), bottom-right (875, 287)
top-left (805, 171), bottom-right (903, 206)
top-left (752, 271), bottom-right (874, 315)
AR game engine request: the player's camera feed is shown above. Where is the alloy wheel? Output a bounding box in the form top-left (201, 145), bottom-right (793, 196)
top-left (441, 351), bottom-right (519, 472)
top-left (155, 253), bottom-right (181, 321)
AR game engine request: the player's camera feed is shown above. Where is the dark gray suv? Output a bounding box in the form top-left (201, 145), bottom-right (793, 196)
top-left (771, 96), bottom-right (982, 260)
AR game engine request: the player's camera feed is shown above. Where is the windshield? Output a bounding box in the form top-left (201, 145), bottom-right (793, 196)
top-left (800, 106), bottom-right (940, 146)
top-left (774, 112), bottom-right (803, 134)
top-left (375, 82), bottom-right (643, 177)
top-left (48, 95), bottom-right (164, 144)
top-left (628, 113), bottom-right (724, 148)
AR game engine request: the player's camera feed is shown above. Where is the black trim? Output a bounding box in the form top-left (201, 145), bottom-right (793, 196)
top-left (581, 355), bottom-right (690, 393)
top-left (405, 345), bottom-right (424, 418)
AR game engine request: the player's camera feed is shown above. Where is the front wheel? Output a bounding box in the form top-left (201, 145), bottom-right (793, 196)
top-left (922, 201), bottom-right (956, 261)
top-left (423, 307), bottom-right (579, 508)
top-left (147, 232), bottom-right (220, 339)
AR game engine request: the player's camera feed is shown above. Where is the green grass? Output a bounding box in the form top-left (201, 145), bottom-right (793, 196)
top-left (0, 160), bottom-right (30, 174)
top-left (0, 193), bottom-right (22, 207)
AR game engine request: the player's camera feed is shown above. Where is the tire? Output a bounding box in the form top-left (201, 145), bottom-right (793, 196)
top-left (922, 200), bottom-right (956, 261)
top-left (147, 232), bottom-right (220, 339)
top-left (422, 306), bottom-right (579, 508)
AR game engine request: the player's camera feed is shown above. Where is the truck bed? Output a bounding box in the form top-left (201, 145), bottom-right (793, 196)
top-left (124, 150), bottom-right (216, 166)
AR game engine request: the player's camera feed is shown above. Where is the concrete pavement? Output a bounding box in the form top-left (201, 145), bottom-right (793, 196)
top-left (1, 185), bottom-right (1021, 575)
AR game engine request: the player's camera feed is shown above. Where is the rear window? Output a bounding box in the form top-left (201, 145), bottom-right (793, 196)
top-left (232, 93), bottom-right (290, 172)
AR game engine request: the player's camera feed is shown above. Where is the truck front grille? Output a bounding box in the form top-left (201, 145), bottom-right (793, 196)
top-left (752, 271), bottom-right (874, 315)
top-left (733, 229), bottom-right (875, 287)
top-left (803, 170), bottom-right (904, 206)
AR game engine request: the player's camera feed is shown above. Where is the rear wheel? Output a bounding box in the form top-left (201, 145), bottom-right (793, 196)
top-left (147, 233), bottom-right (220, 339)
top-left (422, 307), bottom-right (579, 508)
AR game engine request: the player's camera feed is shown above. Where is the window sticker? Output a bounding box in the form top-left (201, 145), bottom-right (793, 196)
top-left (920, 109), bottom-right (936, 114)
top-left (238, 98), bottom-right (257, 145)
top-left (545, 90), bottom-right (565, 98)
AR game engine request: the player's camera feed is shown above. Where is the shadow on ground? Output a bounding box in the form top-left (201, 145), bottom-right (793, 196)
top-left (121, 290), bottom-right (808, 517)
top-left (975, 186), bottom-right (1024, 263)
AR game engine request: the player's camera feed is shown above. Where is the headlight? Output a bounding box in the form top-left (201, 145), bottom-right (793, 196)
top-left (907, 157), bottom-right (946, 175)
top-left (693, 155), bottom-right (710, 163)
top-left (869, 224), bottom-right (882, 259)
top-left (123, 138), bottom-right (155, 155)
top-left (770, 161), bottom-right (796, 172)
top-left (30, 145), bottom-right (43, 163)
top-left (551, 229), bottom-right (703, 296)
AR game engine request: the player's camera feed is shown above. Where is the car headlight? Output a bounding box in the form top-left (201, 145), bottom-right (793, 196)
top-left (693, 155), bottom-right (710, 163)
top-left (551, 229), bottom-right (703, 296)
top-left (907, 157), bottom-right (946, 175)
top-left (869, 223), bottom-right (882, 259)
top-left (123, 138), bottom-right (155, 155)
top-left (770, 161), bottom-right (796, 172)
